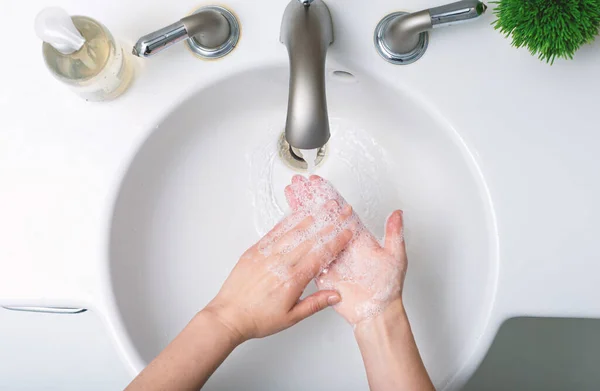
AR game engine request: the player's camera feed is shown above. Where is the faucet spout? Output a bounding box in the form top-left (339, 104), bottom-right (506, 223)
top-left (280, 0), bottom-right (334, 150)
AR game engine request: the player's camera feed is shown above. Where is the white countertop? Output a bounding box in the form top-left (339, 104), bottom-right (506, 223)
top-left (2, 0), bottom-right (600, 389)
top-left (0, 309), bottom-right (130, 390)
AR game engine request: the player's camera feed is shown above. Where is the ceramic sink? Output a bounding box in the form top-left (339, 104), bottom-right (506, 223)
top-left (110, 66), bottom-right (496, 389)
top-left (1, 0), bottom-right (600, 390)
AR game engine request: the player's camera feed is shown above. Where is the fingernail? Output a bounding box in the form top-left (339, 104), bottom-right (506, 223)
top-left (395, 211), bottom-right (404, 223)
top-left (342, 204), bottom-right (352, 216)
top-left (326, 199), bottom-right (339, 210)
top-left (327, 295), bottom-right (341, 305)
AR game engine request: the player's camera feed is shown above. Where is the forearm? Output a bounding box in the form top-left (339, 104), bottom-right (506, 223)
top-left (125, 309), bottom-right (243, 391)
top-left (354, 300), bottom-right (435, 391)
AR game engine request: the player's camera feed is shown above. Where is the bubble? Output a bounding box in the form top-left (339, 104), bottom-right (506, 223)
top-left (355, 301), bottom-right (385, 321)
top-left (268, 258), bottom-right (290, 282)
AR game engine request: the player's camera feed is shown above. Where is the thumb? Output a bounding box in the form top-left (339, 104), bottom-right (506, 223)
top-left (384, 210), bottom-right (406, 260)
top-left (288, 290), bottom-right (341, 325)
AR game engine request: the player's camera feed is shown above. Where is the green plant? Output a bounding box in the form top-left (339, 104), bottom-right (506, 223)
top-left (492, 0), bottom-right (600, 64)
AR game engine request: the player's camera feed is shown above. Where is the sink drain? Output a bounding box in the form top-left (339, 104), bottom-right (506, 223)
top-left (278, 132), bottom-right (328, 172)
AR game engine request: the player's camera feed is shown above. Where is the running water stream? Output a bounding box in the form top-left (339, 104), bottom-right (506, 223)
top-left (300, 148), bottom-right (319, 174)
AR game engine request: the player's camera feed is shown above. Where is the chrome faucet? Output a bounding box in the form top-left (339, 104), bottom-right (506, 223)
top-left (375, 0), bottom-right (487, 64)
top-left (280, 0), bottom-right (334, 150)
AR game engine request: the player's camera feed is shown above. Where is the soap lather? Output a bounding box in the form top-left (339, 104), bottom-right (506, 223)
top-left (35, 7), bottom-right (133, 101)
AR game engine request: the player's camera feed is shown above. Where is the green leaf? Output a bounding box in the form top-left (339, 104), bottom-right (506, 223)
top-left (492, 0), bottom-right (600, 64)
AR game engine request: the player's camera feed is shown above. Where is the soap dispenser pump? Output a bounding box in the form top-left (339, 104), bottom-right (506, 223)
top-left (35, 7), bottom-right (133, 101)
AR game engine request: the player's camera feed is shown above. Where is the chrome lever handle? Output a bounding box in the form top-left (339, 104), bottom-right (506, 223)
top-left (374, 0), bottom-right (487, 65)
top-left (132, 21), bottom-right (187, 57)
top-left (132, 6), bottom-right (240, 60)
top-left (430, 0), bottom-right (488, 28)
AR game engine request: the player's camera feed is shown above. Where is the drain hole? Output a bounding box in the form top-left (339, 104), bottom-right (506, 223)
top-left (278, 133), bottom-right (328, 172)
top-left (289, 146), bottom-right (306, 162)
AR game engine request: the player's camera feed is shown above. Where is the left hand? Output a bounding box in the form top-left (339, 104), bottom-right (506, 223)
top-left (285, 175), bottom-right (407, 325)
top-left (204, 198), bottom-right (354, 342)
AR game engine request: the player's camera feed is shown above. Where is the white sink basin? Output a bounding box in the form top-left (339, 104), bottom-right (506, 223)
top-left (110, 66), bottom-right (497, 389)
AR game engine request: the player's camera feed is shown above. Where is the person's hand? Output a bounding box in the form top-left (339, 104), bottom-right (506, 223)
top-left (285, 175), bottom-right (407, 325)
top-left (204, 198), bottom-right (355, 342)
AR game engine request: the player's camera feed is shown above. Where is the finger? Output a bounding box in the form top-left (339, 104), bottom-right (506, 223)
top-left (285, 181), bottom-right (310, 211)
top-left (292, 174), bottom-right (309, 185)
top-left (315, 267), bottom-right (339, 290)
top-left (257, 210), bottom-right (306, 253)
top-left (384, 210), bottom-right (405, 260)
top-left (274, 198), bottom-right (343, 254)
top-left (286, 176), bottom-right (311, 210)
top-left (292, 204), bottom-right (354, 278)
top-left (307, 175), bottom-right (347, 207)
top-left (287, 290), bottom-right (341, 325)
top-left (289, 201), bottom-right (352, 259)
top-left (273, 214), bottom-right (316, 253)
top-left (296, 227), bottom-right (354, 282)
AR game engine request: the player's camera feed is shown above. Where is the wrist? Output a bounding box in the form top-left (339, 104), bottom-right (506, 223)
top-left (352, 300), bottom-right (435, 391)
top-left (354, 299), bottom-right (408, 342)
top-left (196, 305), bottom-right (248, 347)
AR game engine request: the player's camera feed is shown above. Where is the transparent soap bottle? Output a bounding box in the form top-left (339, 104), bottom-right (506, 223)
top-left (35, 7), bottom-right (134, 101)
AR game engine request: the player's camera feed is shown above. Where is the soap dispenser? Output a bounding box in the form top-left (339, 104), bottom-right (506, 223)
top-left (35, 7), bottom-right (134, 101)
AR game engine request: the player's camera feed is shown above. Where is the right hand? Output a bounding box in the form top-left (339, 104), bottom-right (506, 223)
top-left (205, 197), bottom-right (354, 342)
top-left (285, 175), bottom-right (408, 325)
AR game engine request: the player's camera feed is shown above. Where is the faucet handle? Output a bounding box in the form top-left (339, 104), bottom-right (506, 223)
top-left (133, 5), bottom-right (240, 59)
top-left (374, 0), bottom-right (487, 65)
top-left (429, 0), bottom-right (488, 28)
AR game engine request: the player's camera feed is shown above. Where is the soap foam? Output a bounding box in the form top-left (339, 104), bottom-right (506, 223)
top-left (259, 194), bottom-right (352, 282)
top-left (287, 178), bottom-right (404, 325)
top-left (267, 255), bottom-right (291, 282)
top-left (258, 211), bottom-right (305, 257)
top-left (286, 178), bottom-right (359, 258)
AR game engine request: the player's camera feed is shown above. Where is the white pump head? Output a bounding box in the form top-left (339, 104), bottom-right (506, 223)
top-left (35, 7), bottom-right (85, 54)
